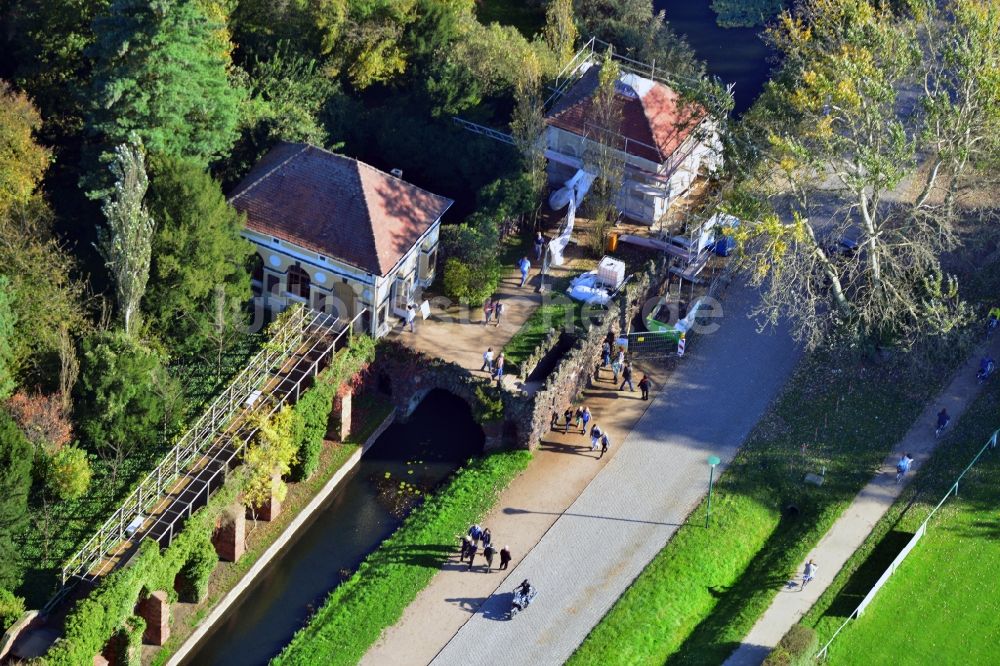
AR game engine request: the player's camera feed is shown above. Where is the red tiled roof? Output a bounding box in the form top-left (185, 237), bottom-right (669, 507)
top-left (229, 143), bottom-right (453, 276)
top-left (545, 65), bottom-right (708, 164)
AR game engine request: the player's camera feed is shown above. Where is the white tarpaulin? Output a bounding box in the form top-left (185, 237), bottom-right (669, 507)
top-left (547, 169), bottom-right (595, 267)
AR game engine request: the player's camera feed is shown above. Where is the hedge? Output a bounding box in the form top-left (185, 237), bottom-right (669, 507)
top-left (273, 449), bottom-right (532, 666)
top-left (0, 587), bottom-right (24, 633)
top-left (763, 624), bottom-right (818, 666)
top-left (290, 335), bottom-right (375, 481)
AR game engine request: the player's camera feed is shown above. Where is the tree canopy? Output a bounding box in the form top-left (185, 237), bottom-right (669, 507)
top-left (0, 81), bottom-right (50, 218)
top-left (0, 411), bottom-right (32, 590)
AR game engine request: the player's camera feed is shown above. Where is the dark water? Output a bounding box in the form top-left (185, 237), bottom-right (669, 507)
top-left (184, 389), bottom-right (485, 666)
top-left (656, 0), bottom-right (774, 114)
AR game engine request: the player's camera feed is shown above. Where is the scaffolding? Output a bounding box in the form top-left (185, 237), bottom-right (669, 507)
top-left (58, 308), bottom-right (362, 587)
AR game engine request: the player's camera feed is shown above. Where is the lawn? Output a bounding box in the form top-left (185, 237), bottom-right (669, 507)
top-left (475, 0), bottom-right (545, 38)
top-left (502, 300), bottom-right (582, 371)
top-left (803, 376), bottom-right (1000, 664)
top-left (569, 350), bottom-right (960, 665)
top-left (272, 448), bottom-right (532, 666)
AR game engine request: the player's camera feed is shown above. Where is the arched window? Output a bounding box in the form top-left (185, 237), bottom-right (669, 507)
top-left (287, 265), bottom-right (310, 300)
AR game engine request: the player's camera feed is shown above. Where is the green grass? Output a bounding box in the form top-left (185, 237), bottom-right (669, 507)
top-left (802, 377), bottom-right (1000, 664)
top-left (475, 0), bottom-right (545, 38)
top-left (569, 352), bottom-right (958, 665)
top-left (272, 448), bottom-right (532, 666)
top-left (502, 301), bottom-right (581, 371)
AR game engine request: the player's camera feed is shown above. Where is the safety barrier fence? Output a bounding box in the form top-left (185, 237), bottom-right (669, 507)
top-left (815, 429), bottom-right (999, 660)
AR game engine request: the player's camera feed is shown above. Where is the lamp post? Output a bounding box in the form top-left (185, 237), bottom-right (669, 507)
top-left (706, 455), bottom-right (721, 528)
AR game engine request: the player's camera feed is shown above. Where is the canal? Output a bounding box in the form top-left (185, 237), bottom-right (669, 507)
top-left (183, 389), bottom-right (485, 666)
top-left (656, 0), bottom-right (775, 114)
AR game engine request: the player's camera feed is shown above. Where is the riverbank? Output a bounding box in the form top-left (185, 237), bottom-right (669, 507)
top-left (145, 397), bottom-right (394, 666)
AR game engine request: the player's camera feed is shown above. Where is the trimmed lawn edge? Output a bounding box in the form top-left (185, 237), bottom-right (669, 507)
top-left (272, 448), bottom-right (532, 666)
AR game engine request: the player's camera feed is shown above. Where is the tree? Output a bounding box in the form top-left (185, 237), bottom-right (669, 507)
top-left (0, 198), bottom-right (89, 386)
top-left (0, 81), bottom-right (50, 218)
top-left (509, 54), bottom-right (547, 198)
top-left (97, 137), bottom-right (154, 337)
top-left (75, 331), bottom-right (169, 482)
top-left (910, 0), bottom-right (1000, 219)
top-left (585, 50), bottom-right (625, 255)
top-left (86, 0), bottom-right (244, 170)
top-left (199, 284), bottom-right (248, 380)
top-left (46, 446), bottom-right (92, 501)
top-left (0, 410), bottom-right (32, 590)
top-left (0, 278), bottom-right (14, 401)
top-left (243, 406), bottom-right (297, 514)
top-left (144, 156), bottom-right (251, 353)
top-left (544, 0), bottom-right (577, 63)
top-left (731, 0), bottom-right (969, 349)
top-left (5, 391), bottom-right (73, 453)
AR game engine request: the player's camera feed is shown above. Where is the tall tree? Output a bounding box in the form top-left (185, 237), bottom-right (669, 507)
top-left (144, 156), bottom-right (251, 353)
top-left (74, 331), bottom-right (172, 482)
top-left (911, 0), bottom-right (1000, 219)
top-left (86, 0), bottom-right (244, 171)
top-left (0, 81), bottom-right (50, 219)
top-left (544, 0), bottom-right (577, 63)
top-left (0, 278), bottom-right (14, 401)
top-left (97, 137), bottom-right (153, 337)
top-left (509, 54), bottom-right (547, 197)
top-left (0, 410), bottom-right (32, 590)
top-left (585, 50), bottom-right (625, 254)
top-left (731, 0), bottom-right (969, 349)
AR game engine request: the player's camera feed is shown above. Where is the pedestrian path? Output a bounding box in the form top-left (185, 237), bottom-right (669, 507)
top-left (723, 339), bottom-right (997, 666)
top-left (425, 283), bottom-right (799, 666)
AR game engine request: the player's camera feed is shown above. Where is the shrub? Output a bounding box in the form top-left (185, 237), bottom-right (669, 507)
top-left (119, 615), bottom-right (145, 666)
top-left (764, 624), bottom-right (818, 666)
top-left (45, 445), bottom-right (92, 501)
top-left (0, 587), bottom-right (25, 633)
top-left (473, 383), bottom-right (504, 424)
top-left (177, 536), bottom-right (218, 603)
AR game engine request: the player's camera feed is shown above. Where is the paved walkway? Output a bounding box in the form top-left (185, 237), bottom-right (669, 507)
top-left (416, 283), bottom-right (799, 666)
top-left (723, 339), bottom-right (997, 666)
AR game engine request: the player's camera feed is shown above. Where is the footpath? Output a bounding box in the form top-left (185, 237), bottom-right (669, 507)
top-left (368, 283), bottom-right (798, 666)
top-left (723, 338), bottom-right (998, 666)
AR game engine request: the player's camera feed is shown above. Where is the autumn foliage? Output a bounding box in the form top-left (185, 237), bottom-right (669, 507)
top-left (6, 391), bottom-right (73, 453)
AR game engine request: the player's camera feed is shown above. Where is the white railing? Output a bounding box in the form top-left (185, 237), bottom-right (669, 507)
top-left (815, 429), bottom-right (998, 660)
top-left (59, 307), bottom-right (348, 584)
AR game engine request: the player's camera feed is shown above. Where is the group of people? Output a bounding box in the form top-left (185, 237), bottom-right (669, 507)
top-left (480, 347), bottom-right (506, 382)
top-left (600, 339), bottom-right (653, 399)
top-left (461, 524), bottom-right (512, 572)
top-left (482, 297), bottom-right (505, 327)
top-left (550, 405), bottom-right (612, 458)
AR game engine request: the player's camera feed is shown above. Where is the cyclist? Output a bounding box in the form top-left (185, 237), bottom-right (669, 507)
top-left (895, 453), bottom-right (914, 483)
top-left (936, 408), bottom-right (950, 436)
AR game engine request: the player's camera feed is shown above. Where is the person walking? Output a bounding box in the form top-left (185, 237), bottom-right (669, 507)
top-left (494, 299), bottom-right (504, 327)
top-left (590, 424), bottom-right (603, 451)
top-left (467, 541), bottom-right (478, 571)
top-left (563, 407), bottom-right (574, 434)
top-left (574, 406), bottom-right (585, 431)
top-left (580, 406), bottom-right (592, 434)
top-left (619, 362), bottom-right (635, 392)
top-left (405, 303), bottom-right (416, 333)
top-left (483, 543), bottom-right (496, 572)
top-left (480, 347), bottom-right (494, 373)
top-left (612, 349), bottom-right (624, 383)
top-left (895, 453), bottom-right (914, 483)
top-left (518, 256), bottom-right (531, 287)
top-left (480, 528), bottom-right (493, 549)
top-left (459, 535), bottom-right (472, 562)
top-left (483, 299), bottom-right (494, 326)
top-left (638, 374), bottom-right (651, 400)
top-left (534, 231), bottom-right (545, 260)
top-left (468, 523), bottom-right (483, 544)
top-left (601, 341), bottom-right (611, 369)
top-left (599, 432), bottom-right (610, 459)
top-left (494, 353), bottom-right (505, 383)
top-left (499, 545), bottom-right (512, 570)
top-left (801, 559), bottom-right (818, 588)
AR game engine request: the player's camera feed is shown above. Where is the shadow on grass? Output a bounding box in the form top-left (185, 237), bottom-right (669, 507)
top-left (820, 530), bottom-right (914, 619)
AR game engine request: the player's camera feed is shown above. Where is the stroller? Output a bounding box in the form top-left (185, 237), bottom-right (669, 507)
top-left (508, 579), bottom-right (537, 619)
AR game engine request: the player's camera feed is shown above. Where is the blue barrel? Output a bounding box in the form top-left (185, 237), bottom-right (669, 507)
top-left (715, 236), bottom-right (736, 257)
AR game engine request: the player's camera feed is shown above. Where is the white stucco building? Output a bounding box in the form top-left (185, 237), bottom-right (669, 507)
top-left (543, 64), bottom-right (723, 225)
top-left (230, 142), bottom-right (453, 338)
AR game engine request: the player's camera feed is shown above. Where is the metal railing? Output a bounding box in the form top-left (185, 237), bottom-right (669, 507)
top-left (815, 429), bottom-right (999, 660)
top-left (450, 117), bottom-right (515, 145)
top-left (59, 307), bottom-right (351, 584)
